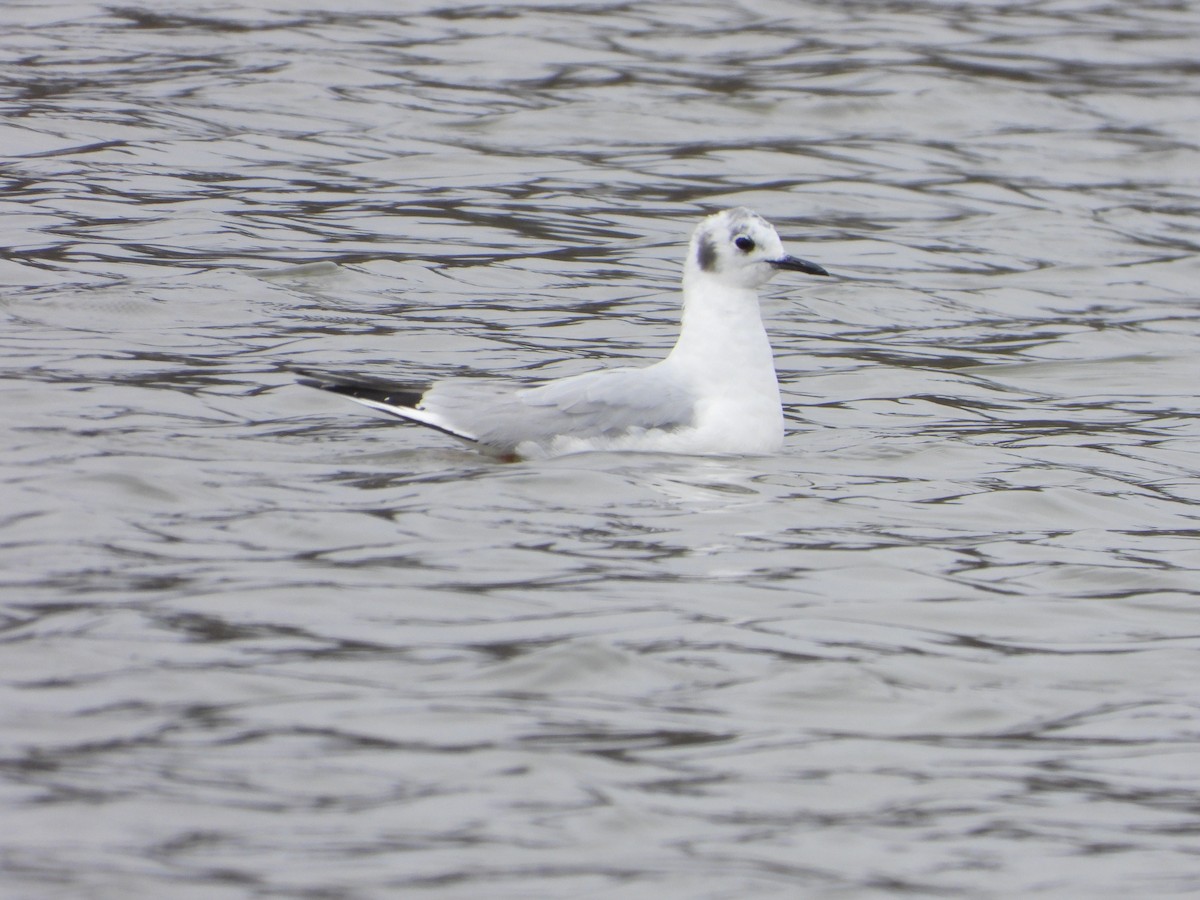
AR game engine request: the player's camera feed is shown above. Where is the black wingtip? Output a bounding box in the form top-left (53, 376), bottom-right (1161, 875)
top-left (291, 368), bottom-right (427, 409)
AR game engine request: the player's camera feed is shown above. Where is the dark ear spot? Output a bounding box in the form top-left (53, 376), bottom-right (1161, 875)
top-left (696, 234), bottom-right (718, 272)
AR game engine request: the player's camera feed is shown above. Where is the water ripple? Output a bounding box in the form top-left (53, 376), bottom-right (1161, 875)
top-left (3, 1), bottom-right (1200, 897)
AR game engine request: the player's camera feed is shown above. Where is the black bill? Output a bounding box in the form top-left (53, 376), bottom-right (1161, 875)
top-left (770, 255), bottom-right (830, 277)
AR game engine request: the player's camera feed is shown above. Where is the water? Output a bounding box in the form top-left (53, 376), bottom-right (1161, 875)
top-left (3, 1), bottom-right (1200, 897)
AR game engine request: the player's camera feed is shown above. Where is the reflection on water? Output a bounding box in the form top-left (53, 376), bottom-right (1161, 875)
top-left (2, 1), bottom-right (1200, 897)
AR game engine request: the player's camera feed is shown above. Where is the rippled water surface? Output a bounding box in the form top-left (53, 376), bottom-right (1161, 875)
top-left (3, 1), bottom-right (1200, 897)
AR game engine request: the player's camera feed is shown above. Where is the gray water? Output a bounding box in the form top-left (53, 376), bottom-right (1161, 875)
top-left (3, 1), bottom-right (1200, 897)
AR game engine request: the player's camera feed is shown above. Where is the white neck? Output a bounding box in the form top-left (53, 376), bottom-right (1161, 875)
top-left (667, 273), bottom-right (775, 379)
top-left (654, 270), bottom-right (784, 453)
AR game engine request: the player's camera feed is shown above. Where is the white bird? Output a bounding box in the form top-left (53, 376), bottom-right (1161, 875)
top-left (297, 207), bottom-right (828, 460)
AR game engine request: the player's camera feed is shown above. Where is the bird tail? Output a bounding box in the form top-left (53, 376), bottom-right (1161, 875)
top-left (293, 369), bottom-right (480, 443)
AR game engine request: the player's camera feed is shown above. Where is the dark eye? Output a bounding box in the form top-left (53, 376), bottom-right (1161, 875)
top-left (734, 236), bottom-right (755, 252)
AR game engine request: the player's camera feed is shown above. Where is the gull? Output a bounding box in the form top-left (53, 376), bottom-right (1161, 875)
top-left (297, 207), bottom-right (828, 460)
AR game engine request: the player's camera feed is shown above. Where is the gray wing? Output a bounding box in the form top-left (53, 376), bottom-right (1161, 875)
top-left (424, 363), bottom-right (697, 451)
